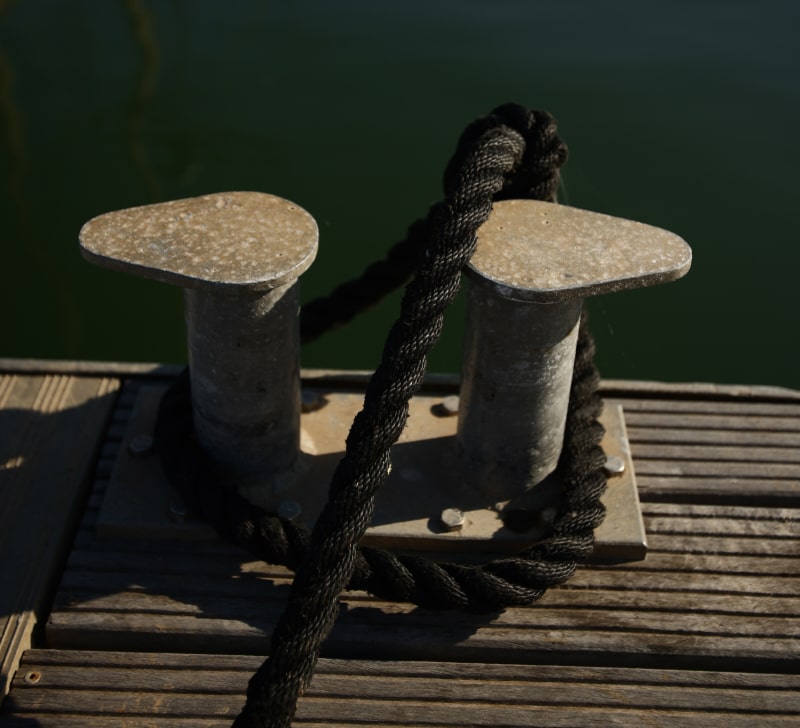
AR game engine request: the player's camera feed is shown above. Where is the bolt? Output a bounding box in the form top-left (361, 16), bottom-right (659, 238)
top-left (277, 499), bottom-right (302, 523)
top-left (168, 496), bottom-right (189, 524)
top-left (128, 434), bottom-right (154, 457)
top-left (458, 200), bottom-right (691, 500)
top-left (604, 455), bottom-right (626, 477)
top-left (433, 394), bottom-right (460, 417)
top-left (540, 506), bottom-right (558, 525)
top-left (440, 507), bottom-right (465, 531)
top-left (301, 389), bottom-right (326, 413)
top-left (80, 192), bottom-right (318, 488)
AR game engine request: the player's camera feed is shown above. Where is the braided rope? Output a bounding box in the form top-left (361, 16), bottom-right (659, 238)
top-left (153, 104), bottom-right (607, 727)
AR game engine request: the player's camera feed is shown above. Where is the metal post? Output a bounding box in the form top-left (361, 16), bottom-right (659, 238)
top-left (458, 285), bottom-right (583, 499)
top-left (184, 282), bottom-right (302, 480)
top-left (80, 191), bottom-right (318, 486)
top-left (458, 199), bottom-right (691, 501)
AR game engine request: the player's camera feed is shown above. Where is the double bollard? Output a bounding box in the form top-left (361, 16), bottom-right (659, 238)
top-left (80, 192), bottom-right (691, 507)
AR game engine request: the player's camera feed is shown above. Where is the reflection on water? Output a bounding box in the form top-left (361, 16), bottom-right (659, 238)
top-left (1, 0), bottom-right (798, 388)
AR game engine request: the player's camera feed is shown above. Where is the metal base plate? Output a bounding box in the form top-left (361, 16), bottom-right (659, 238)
top-left (97, 378), bottom-right (646, 561)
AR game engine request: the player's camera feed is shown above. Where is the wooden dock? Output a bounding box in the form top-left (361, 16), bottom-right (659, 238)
top-left (1, 359), bottom-right (798, 726)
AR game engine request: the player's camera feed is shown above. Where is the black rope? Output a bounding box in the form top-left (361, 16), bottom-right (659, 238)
top-left (153, 103), bottom-right (606, 728)
top-left (299, 102), bottom-right (566, 345)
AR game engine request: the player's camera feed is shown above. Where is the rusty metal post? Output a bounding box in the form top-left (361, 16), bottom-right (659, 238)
top-left (80, 191), bottom-right (318, 486)
top-left (458, 199), bottom-right (691, 501)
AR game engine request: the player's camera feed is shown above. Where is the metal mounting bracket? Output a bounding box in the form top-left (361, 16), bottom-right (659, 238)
top-left (97, 372), bottom-right (647, 561)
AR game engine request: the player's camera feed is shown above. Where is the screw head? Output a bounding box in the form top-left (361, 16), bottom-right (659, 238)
top-left (433, 395), bottom-right (460, 417)
top-left (128, 434), bottom-right (154, 457)
top-left (301, 389), bottom-right (326, 413)
top-left (277, 499), bottom-right (302, 523)
top-left (440, 507), bottom-right (465, 531)
top-left (168, 496), bottom-right (189, 524)
top-left (604, 455), bottom-right (626, 477)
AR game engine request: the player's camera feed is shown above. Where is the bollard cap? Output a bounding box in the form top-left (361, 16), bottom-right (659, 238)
top-left (469, 200), bottom-right (691, 303)
top-left (80, 192), bottom-right (318, 292)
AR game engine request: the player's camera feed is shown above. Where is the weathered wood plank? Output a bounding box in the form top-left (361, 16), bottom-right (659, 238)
top-left (2, 651), bottom-right (798, 727)
top-left (0, 357), bottom-right (183, 377)
top-left (0, 373), bottom-right (119, 697)
top-left (44, 494), bottom-right (799, 671)
top-left (644, 533), bottom-right (799, 556)
top-left (621, 411), bottom-right (800, 432)
top-left (5, 368), bottom-right (800, 726)
top-left (637, 476), bottom-right (799, 504)
top-left (633, 443), bottom-right (800, 464)
top-left (57, 545), bottom-right (798, 585)
top-left (600, 379), bottom-right (800, 401)
top-left (612, 397), bottom-right (800, 417)
top-left (635, 459), bottom-right (800, 479)
top-left (628, 425), bottom-right (800, 447)
top-left (45, 605), bottom-right (798, 671)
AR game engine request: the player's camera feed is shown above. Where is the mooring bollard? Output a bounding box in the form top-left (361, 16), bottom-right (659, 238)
top-left (80, 192), bottom-right (318, 486)
top-left (458, 199), bottom-right (691, 500)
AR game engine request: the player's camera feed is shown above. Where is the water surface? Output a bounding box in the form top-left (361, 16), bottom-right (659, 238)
top-left (1, 1), bottom-right (797, 388)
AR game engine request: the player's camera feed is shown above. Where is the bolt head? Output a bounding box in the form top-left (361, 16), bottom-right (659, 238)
top-left (128, 434), bottom-right (154, 457)
top-left (278, 499), bottom-right (302, 523)
top-left (301, 389), bottom-right (326, 413)
top-left (433, 395), bottom-right (460, 417)
top-left (440, 507), bottom-right (465, 531)
top-left (168, 497), bottom-right (189, 524)
top-left (604, 455), bottom-right (626, 477)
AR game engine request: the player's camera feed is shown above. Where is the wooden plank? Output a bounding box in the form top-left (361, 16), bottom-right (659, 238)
top-left (45, 578), bottom-right (798, 670)
top-left (600, 379), bottom-right (800, 402)
top-left (634, 459), bottom-right (800, 479)
top-left (612, 397), bottom-right (800, 417)
top-left (42, 495), bottom-right (799, 671)
top-left (0, 373), bottom-right (119, 697)
top-left (5, 367), bottom-right (800, 725)
top-left (628, 426), bottom-right (800, 447)
top-left (642, 502), bottom-right (800, 520)
top-left (637, 476), bottom-right (799, 504)
top-left (0, 358), bottom-right (183, 377)
top-left (622, 410), bottom-right (800, 432)
top-left (2, 651), bottom-right (798, 727)
top-left (645, 533), bottom-right (800, 556)
top-left (632, 443), bottom-right (800, 464)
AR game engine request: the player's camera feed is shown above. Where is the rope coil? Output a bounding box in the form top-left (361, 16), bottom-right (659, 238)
top-left (154, 103), bottom-right (607, 727)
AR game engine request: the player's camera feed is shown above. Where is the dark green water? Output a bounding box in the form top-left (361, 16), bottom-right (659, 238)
top-left (1, 1), bottom-right (798, 388)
